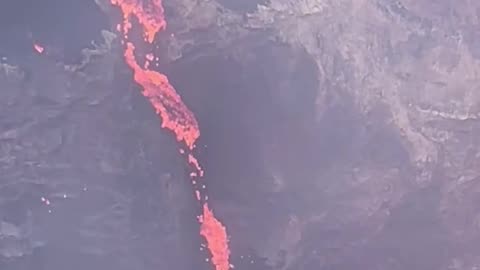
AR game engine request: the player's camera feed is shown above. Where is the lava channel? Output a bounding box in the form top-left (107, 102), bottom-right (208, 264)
top-left (110, 0), bottom-right (232, 269)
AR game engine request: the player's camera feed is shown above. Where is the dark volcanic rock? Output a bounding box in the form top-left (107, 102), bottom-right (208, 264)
top-left (3, 0), bottom-right (480, 270)
top-left (0, 33), bottom-right (203, 270)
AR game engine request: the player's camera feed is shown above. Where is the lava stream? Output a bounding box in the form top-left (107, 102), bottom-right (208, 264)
top-left (110, 1), bottom-right (231, 269)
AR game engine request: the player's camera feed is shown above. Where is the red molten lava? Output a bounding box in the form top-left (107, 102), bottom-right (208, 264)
top-left (111, 1), bottom-right (232, 269)
top-left (123, 42), bottom-right (200, 149)
top-left (33, 43), bottom-right (44, 54)
top-left (200, 204), bottom-right (231, 270)
top-left (111, 0), bottom-right (165, 42)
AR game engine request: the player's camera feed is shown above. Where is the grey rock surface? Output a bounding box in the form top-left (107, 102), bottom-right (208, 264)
top-left (159, 0), bottom-right (480, 269)
top-left (0, 31), bottom-right (203, 270)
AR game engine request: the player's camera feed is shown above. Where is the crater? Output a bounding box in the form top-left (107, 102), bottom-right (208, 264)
top-left (164, 41), bottom-right (320, 266)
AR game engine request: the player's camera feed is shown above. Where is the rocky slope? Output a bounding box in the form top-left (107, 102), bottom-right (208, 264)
top-left (2, 0), bottom-right (480, 269)
top-left (153, 0), bottom-right (480, 269)
top-left (0, 31), bottom-right (205, 270)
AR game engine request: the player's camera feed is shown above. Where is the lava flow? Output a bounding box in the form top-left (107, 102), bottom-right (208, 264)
top-left (110, 1), bottom-right (231, 269)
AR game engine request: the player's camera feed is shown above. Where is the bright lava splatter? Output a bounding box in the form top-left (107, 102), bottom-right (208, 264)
top-left (33, 43), bottom-right (44, 54)
top-left (110, 1), bottom-right (231, 269)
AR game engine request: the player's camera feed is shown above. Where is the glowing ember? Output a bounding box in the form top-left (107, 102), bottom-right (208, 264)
top-left (110, 1), bottom-right (232, 269)
top-left (33, 43), bottom-right (44, 54)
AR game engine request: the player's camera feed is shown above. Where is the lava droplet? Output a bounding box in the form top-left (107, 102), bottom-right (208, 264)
top-left (33, 43), bottom-right (44, 54)
top-left (110, 1), bottom-right (232, 269)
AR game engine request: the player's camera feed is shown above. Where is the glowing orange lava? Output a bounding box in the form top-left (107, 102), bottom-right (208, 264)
top-left (123, 42), bottom-right (200, 148)
top-left (110, 1), bottom-right (231, 269)
top-left (33, 43), bottom-right (44, 54)
top-left (200, 204), bottom-right (231, 270)
top-left (111, 0), bottom-right (165, 42)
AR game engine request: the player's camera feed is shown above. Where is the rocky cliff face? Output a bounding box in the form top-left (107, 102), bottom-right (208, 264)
top-left (2, 0), bottom-right (480, 269)
top-left (156, 0), bottom-right (480, 269)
